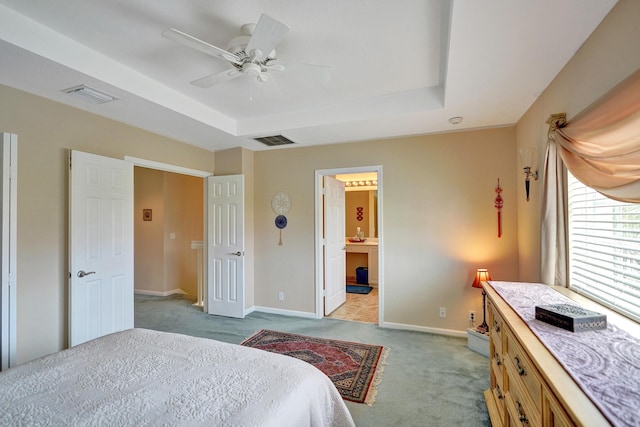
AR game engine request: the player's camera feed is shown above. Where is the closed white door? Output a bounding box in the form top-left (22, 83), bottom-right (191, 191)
top-left (324, 176), bottom-right (346, 315)
top-left (69, 150), bottom-right (133, 347)
top-left (207, 175), bottom-right (245, 318)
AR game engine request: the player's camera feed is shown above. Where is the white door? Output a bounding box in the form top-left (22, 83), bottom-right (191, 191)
top-left (69, 150), bottom-right (133, 347)
top-left (207, 175), bottom-right (245, 318)
top-left (0, 133), bottom-right (17, 370)
top-left (324, 176), bottom-right (346, 315)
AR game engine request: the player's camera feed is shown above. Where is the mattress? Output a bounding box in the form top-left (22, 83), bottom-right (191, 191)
top-left (0, 328), bottom-right (355, 426)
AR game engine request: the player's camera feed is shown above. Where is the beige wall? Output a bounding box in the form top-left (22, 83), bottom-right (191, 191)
top-left (163, 172), bottom-right (204, 296)
top-left (254, 127), bottom-right (520, 331)
top-left (134, 168), bottom-right (204, 296)
top-left (515, 0), bottom-right (640, 282)
top-left (0, 84), bottom-right (215, 363)
top-left (134, 168), bottom-right (165, 292)
top-left (346, 190), bottom-right (370, 238)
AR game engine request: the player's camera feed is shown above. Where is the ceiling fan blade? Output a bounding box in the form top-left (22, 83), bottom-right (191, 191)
top-left (264, 60), bottom-right (286, 72)
top-left (162, 28), bottom-right (242, 65)
top-left (285, 62), bottom-right (332, 84)
top-left (273, 62), bottom-right (332, 97)
top-left (245, 14), bottom-right (290, 61)
top-left (191, 69), bottom-right (242, 88)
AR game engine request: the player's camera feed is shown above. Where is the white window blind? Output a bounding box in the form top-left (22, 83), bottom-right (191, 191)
top-left (568, 172), bottom-right (640, 322)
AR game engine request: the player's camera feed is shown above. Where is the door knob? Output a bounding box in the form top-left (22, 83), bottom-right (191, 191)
top-left (77, 270), bottom-right (96, 278)
top-left (231, 251), bottom-right (244, 256)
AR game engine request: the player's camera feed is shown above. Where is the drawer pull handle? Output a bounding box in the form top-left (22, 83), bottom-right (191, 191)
top-left (493, 320), bottom-right (500, 333)
top-left (496, 385), bottom-right (503, 400)
top-left (515, 356), bottom-right (526, 376)
top-left (516, 401), bottom-right (528, 424)
top-left (494, 352), bottom-right (502, 366)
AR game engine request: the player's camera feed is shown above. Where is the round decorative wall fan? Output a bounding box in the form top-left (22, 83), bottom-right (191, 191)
top-left (271, 192), bottom-right (290, 245)
top-left (271, 191), bottom-right (291, 215)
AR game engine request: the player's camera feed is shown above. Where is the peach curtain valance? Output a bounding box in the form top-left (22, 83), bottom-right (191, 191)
top-left (552, 67), bottom-right (640, 202)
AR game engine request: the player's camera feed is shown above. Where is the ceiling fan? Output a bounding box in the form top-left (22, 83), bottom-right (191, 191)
top-left (163, 14), bottom-right (316, 89)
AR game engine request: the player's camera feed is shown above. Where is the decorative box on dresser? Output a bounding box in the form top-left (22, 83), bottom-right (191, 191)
top-left (482, 282), bottom-right (612, 427)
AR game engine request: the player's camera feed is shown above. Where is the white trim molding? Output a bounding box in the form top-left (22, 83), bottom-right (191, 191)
top-left (382, 321), bottom-right (467, 338)
top-left (124, 156), bottom-right (213, 178)
top-left (253, 306), bottom-right (316, 319)
top-left (134, 288), bottom-right (187, 297)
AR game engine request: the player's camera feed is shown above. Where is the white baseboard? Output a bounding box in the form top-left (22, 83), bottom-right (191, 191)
top-left (252, 306), bottom-right (316, 319)
top-left (381, 321), bottom-right (467, 338)
top-left (249, 307), bottom-right (467, 336)
top-left (134, 288), bottom-right (187, 297)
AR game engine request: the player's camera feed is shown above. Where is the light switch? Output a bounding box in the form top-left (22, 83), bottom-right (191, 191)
top-left (169, 232), bottom-right (176, 240)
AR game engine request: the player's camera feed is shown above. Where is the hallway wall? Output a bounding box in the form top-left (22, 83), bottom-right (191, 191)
top-left (134, 167), bottom-right (203, 296)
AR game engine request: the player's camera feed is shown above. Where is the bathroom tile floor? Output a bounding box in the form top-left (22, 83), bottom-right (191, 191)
top-left (327, 285), bottom-right (378, 323)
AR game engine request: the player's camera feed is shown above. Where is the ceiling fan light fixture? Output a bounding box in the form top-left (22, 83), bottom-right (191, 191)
top-left (243, 63), bottom-right (261, 77)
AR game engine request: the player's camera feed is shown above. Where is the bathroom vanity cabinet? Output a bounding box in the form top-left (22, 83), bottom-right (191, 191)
top-left (345, 240), bottom-right (378, 285)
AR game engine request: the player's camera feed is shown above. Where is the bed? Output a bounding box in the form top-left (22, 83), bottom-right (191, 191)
top-left (0, 328), bottom-right (355, 426)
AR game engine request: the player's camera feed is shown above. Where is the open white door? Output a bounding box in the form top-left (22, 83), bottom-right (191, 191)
top-left (0, 133), bottom-right (16, 370)
top-left (69, 150), bottom-right (133, 347)
top-left (207, 175), bottom-right (245, 318)
top-left (324, 176), bottom-right (346, 315)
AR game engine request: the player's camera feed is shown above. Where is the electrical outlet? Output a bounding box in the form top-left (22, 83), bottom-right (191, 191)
top-left (469, 311), bottom-right (476, 322)
top-left (439, 307), bottom-right (446, 318)
top-left (278, 291), bottom-right (284, 301)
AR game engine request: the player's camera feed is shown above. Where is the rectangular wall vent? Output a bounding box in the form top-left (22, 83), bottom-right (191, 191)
top-left (254, 135), bottom-right (295, 146)
top-left (61, 84), bottom-right (118, 104)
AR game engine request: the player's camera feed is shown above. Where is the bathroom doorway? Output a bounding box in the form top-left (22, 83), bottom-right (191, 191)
top-left (314, 166), bottom-right (383, 325)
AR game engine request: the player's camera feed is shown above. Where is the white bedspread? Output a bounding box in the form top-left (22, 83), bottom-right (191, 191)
top-left (0, 328), bottom-right (355, 427)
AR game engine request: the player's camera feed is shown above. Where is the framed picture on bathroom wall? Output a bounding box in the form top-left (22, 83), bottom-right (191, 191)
top-left (143, 209), bottom-right (152, 221)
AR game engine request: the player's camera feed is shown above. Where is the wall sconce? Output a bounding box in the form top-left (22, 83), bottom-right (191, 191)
top-left (519, 147), bottom-right (539, 201)
top-left (472, 268), bottom-right (492, 333)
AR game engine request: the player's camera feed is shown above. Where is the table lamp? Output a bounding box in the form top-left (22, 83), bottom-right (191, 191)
top-left (472, 268), bottom-right (492, 333)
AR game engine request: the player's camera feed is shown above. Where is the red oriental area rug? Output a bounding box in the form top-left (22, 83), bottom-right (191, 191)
top-left (241, 329), bottom-right (388, 405)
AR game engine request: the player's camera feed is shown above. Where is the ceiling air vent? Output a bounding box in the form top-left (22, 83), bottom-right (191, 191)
top-left (254, 135), bottom-right (295, 147)
top-left (61, 84), bottom-right (118, 104)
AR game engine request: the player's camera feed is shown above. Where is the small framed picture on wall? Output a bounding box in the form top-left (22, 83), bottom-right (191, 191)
top-left (143, 209), bottom-right (152, 221)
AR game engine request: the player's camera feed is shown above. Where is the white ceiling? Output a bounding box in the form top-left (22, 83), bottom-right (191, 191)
top-left (0, 0), bottom-right (617, 152)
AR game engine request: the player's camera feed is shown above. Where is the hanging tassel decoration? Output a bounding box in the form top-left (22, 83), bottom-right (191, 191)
top-left (495, 179), bottom-right (503, 238)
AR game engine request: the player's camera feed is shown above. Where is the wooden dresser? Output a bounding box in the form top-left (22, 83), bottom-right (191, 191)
top-left (483, 283), bottom-right (612, 427)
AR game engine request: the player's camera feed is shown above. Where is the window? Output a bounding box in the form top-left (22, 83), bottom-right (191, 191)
top-left (568, 172), bottom-right (640, 322)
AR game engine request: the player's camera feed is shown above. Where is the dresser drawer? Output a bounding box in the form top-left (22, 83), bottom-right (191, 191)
top-left (492, 380), bottom-right (506, 423)
top-left (504, 328), bottom-right (542, 412)
top-left (505, 370), bottom-right (541, 427)
top-left (543, 389), bottom-right (575, 427)
top-left (489, 303), bottom-right (503, 351)
top-left (491, 347), bottom-right (504, 392)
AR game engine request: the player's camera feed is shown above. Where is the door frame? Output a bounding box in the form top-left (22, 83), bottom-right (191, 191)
top-left (124, 156), bottom-right (212, 310)
top-left (314, 165), bottom-right (383, 324)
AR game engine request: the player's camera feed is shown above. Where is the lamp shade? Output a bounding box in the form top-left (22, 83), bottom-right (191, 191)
top-left (472, 268), bottom-right (492, 288)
